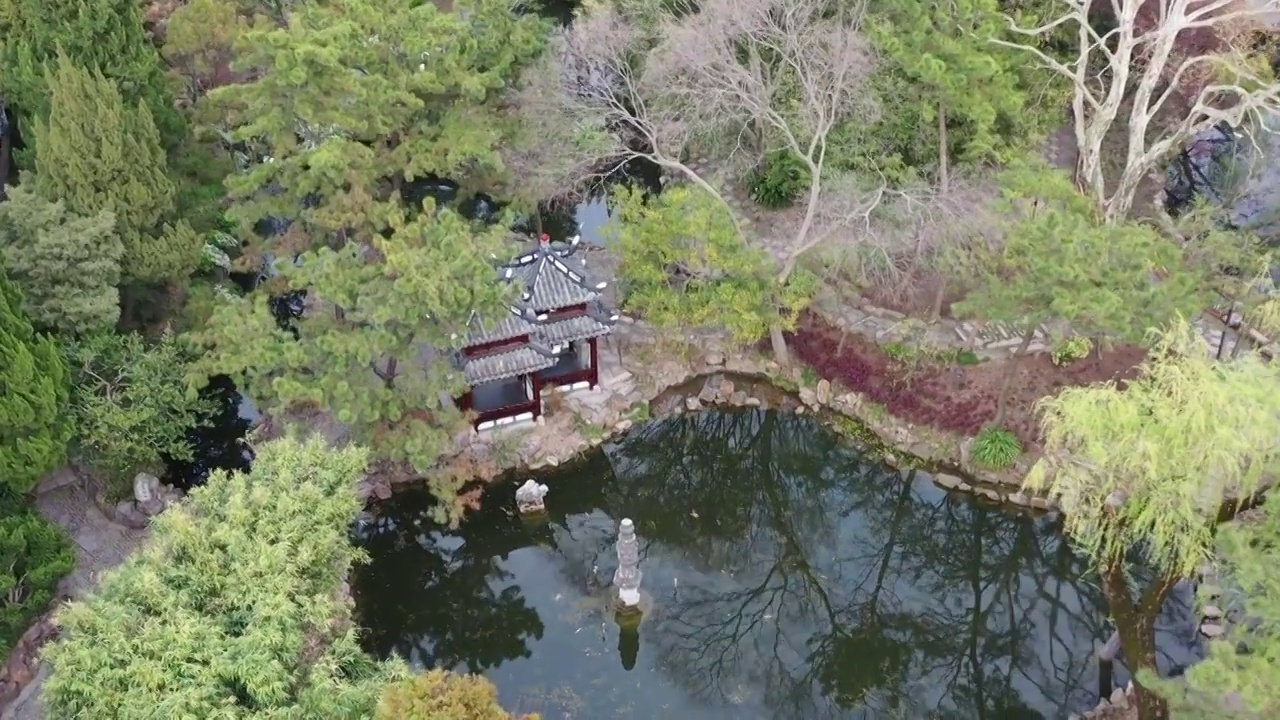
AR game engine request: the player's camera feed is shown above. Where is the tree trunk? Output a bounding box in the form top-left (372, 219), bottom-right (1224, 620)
top-left (769, 321), bottom-right (790, 366)
top-left (937, 102), bottom-right (949, 195)
top-left (990, 324), bottom-right (1037, 428)
top-left (0, 124), bottom-right (11, 198)
top-left (930, 277), bottom-right (947, 323)
top-left (1230, 320), bottom-right (1250, 359)
top-left (1102, 556), bottom-right (1177, 720)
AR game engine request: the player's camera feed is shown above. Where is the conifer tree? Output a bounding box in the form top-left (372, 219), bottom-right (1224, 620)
top-left (864, 0), bottom-right (1062, 187)
top-left (0, 273), bottom-right (73, 493)
top-left (0, 0), bottom-right (181, 153)
top-left (954, 162), bottom-right (1207, 428)
top-left (33, 54), bottom-right (200, 287)
top-left (190, 207), bottom-right (516, 521)
top-left (0, 180), bottom-right (122, 335)
top-left (614, 185), bottom-right (814, 344)
top-left (207, 0), bottom-right (548, 253)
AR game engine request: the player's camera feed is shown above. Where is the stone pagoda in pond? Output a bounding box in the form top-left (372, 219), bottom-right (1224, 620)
top-left (455, 233), bottom-right (618, 431)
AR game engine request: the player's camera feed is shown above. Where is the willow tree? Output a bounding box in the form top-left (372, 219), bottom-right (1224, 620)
top-left (189, 207), bottom-right (514, 521)
top-left (1026, 320), bottom-right (1280, 720)
top-left (1154, 491), bottom-right (1280, 718)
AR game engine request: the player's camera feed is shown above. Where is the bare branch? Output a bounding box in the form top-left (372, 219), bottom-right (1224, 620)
top-left (999, 0), bottom-right (1280, 223)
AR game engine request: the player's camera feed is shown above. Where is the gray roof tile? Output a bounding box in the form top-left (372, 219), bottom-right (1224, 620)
top-left (501, 235), bottom-right (609, 312)
top-left (461, 345), bottom-right (557, 385)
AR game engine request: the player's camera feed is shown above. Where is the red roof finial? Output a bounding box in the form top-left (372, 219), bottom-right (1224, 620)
top-left (539, 233), bottom-right (550, 245)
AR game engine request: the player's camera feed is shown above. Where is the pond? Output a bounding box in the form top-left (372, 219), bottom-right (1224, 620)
top-left (352, 409), bottom-right (1202, 719)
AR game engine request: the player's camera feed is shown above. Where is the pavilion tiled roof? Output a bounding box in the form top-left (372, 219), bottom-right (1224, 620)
top-left (455, 234), bottom-right (619, 385)
top-left (457, 343), bottom-right (558, 385)
top-left (502, 235), bottom-right (609, 312)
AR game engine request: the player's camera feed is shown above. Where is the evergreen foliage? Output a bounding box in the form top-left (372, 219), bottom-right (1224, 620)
top-left (614, 186), bottom-right (814, 344)
top-left (0, 503), bottom-right (74, 652)
top-left (67, 332), bottom-right (212, 499)
top-left (0, 180), bottom-right (122, 335)
top-left (376, 670), bottom-right (535, 720)
top-left (42, 436), bottom-right (404, 718)
top-left (954, 161), bottom-right (1207, 425)
top-left (33, 53), bottom-right (200, 286)
top-left (0, 275), bottom-right (73, 493)
top-left (854, 0), bottom-right (1063, 181)
top-left (1027, 320), bottom-right (1280, 719)
top-left (0, 0), bottom-right (181, 153)
top-left (956, 163), bottom-right (1207, 338)
top-left (1155, 492), bottom-right (1280, 719)
top-left (190, 208), bottom-right (515, 520)
top-left (206, 0), bottom-right (548, 254)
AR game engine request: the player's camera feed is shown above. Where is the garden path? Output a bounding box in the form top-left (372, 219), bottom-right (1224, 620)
top-left (0, 468), bottom-right (148, 720)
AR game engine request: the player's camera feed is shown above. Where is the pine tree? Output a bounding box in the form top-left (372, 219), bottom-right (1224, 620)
top-left (190, 207), bottom-right (516, 521)
top-left (207, 0), bottom-right (548, 253)
top-left (0, 180), bottom-right (122, 335)
top-left (0, 0), bottom-right (182, 153)
top-left (954, 161), bottom-right (1208, 427)
top-left (33, 54), bottom-right (200, 286)
top-left (863, 0), bottom-right (1063, 184)
top-left (614, 185), bottom-right (813, 344)
top-left (0, 273), bottom-right (73, 493)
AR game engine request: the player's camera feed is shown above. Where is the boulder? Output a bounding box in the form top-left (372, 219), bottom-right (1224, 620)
top-left (815, 379), bottom-right (832, 405)
top-left (704, 351), bottom-right (726, 366)
top-left (934, 473), bottom-right (964, 490)
top-left (132, 472), bottom-right (161, 505)
top-left (114, 501), bottom-right (149, 529)
top-left (685, 396), bottom-right (702, 411)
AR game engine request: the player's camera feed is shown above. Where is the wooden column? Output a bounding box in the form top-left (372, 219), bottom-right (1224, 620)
top-left (589, 337), bottom-right (600, 388)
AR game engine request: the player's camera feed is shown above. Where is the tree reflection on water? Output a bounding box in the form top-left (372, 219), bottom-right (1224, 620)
top-left (351, 409), bottom-right (1197, 719)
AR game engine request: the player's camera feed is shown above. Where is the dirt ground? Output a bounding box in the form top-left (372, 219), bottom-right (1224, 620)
top-left (791, 312), bottom-right (1147, 447)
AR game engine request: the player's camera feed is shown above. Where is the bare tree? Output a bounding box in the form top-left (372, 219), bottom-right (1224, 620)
top-left (996, 0), bottom-right (1280, 223)
top-left (504, 7), bottom-right (725, 208)
top-left (648, 0), bottom-right (886, 362)
top-left (507, 0), bottom-right (889, 363)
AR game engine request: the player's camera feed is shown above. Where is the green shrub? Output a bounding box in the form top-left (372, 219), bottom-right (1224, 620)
top-left (971, 427), bottom-right (1022, 469)
top-left (42, 437), bottom-right (402, 718)
top-left (1050, 336), bottom-right (1093, 366)
top-left (955, 350), bottom-right (981, 365)
top-left (883, 342), bottom-right (915, 363)
top-left (0, 507), bottom-right (75, 652)
top-left (67, 332), bottom-right (213, 499)
top-left (376, 670), bottom-right (535, 720)
top-left (748, 150), bottom-right (811, 209)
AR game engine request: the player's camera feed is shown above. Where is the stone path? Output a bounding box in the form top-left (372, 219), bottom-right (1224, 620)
top-left (1, 469), bottom-right (149, 720)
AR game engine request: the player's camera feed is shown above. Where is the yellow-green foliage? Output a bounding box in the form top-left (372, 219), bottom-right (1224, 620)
top-left (1050, 336), bottom-right (1092, 366)
top-left (377, 670), bottom-right (537, 720)
top-left (1027, 319), bottom-right (1280, 580)
top-left (42, 437), bottom-right (405, 718)
top-left (1154, 493), bottom-right (1280, 718)
top-left (614, 185), bottom-right (812, 344)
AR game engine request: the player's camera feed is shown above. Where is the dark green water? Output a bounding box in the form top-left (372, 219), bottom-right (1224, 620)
top-left (352, 409), bottom-right (1200, 719)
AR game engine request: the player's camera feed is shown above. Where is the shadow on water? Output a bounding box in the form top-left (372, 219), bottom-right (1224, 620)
top-left (161, 374), bottom-right (257, 490)
top-left (351, 409), bottom-right (1202, 720)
